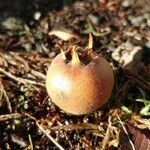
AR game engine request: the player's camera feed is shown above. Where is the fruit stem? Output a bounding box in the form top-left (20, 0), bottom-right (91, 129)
top-left (71, 46), bottom-right (80, 66)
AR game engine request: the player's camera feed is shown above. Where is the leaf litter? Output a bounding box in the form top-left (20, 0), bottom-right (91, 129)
top-left (0, 0), bottom-right (150, 149)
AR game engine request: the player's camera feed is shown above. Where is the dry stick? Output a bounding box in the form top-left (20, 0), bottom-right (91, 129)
top-left (36, 122), bottom-right (65, 150)
top-left (10, 52), bottom-right (30, 72)
top-left (0, 80), bottom-right (3, 101)
top-left (50, 123), bottom-right (99, 131)
top-left (116, 115), bottom-right (136, 150)
top-left (30, 69), bottom-right (46, 80)
top-left (101, 116), bottom-right (112, 150)
top-left (0, 113), bottom-right (21, 122)
top-left (2, 86), bottom-right (12, 113)
top-left (0, 67), bottom-right (45, 87)
top-left (10, 52), bottom-right (46, 80)
top-left (126, 70), bottom-right (150, 93)
top-left (0, 81), bottom-right (12, 113)
top-left (0, 53), bottom-right (8, 67)
top-left (0, 113), bottom-right (65, 150)
top-left (25, 113), bottom-right (65, 150)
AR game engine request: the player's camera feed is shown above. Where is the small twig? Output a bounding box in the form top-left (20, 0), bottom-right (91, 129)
top-left (50, 123), bottom-right (99, 131)
top-left (117, 115), bottom-right (136, 150)
top-left (0, 113), bottom-right (22, 122)
top-left (0, 113), bottom-right (65, 150)
top-left (101, 116), bottom-right (112, 150)
top-left (9, 52), bottom-right (46, 80)
top-left (36, 122), bottom-right (65, 150)
top-left (126, 70), bottom-right (150, 93)
top-left (30, 69), bottom-right (46, 80)
top-left (0, 81), bottom-right (12, 113)
top-left (0, 67), bottom-right (45, 87)
top-left (0, 80), bottom-right (3, 101)
top-left (0, 52), bottom-right (8, 67)
top-left (10, 52), bottom-right (30, 72)
top-left (84, 21), bottom-right (111, 37)
top-left (25, 113), bottom-right (65, 150)
top-left (11, 134), bottom-right (27, 148)
top-left (28, 134), bottom-right (34, 150)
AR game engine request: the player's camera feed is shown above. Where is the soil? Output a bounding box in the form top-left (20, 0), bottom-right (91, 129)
top-left (0, 0), bottom-right (150, 150)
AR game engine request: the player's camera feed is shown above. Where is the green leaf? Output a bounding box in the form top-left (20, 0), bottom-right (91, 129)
top-left (122, 106), bottom-right (132, 115)
top-left (140, 103), bottom-right (150, 116)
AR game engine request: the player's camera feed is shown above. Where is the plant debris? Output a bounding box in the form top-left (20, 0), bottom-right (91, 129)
top-left (120, 123), bottom-right (150, 150)
top-left (0, 0), bottom-right (149, 149)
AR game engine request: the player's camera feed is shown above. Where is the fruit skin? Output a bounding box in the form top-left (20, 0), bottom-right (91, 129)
top-left (46, 53), bottom-right (114, 115)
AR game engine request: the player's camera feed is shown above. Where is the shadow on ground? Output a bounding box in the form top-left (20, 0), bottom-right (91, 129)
top-left (0, 0), bottom-right (74, 26)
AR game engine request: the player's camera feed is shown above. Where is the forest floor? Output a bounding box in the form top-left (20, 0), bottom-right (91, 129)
top-left (0, 0), bottom-right (150, 150)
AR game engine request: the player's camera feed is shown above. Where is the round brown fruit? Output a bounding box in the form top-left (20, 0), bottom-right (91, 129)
top-left (46, 37), bottom-right (114, 115)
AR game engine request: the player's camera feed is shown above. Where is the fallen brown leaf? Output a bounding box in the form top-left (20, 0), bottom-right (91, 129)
top-left (49, 30), bottom-right (79, 41)
top-left (120, 123), bottom-right (150, 150)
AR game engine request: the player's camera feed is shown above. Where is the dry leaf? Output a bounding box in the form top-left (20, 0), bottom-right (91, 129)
top-left (48, 30), bottom-right (78, 41)
top-left (120, 123), bottom-right (150, 150)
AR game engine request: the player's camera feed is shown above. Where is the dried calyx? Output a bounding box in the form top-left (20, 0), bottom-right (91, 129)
top-left (60, 34), bottom-right (95, 66)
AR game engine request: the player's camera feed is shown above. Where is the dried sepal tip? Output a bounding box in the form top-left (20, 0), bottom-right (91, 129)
top-left (56, 42), bottom-right (66, 60)
top-left (88, 33), bottom-right (93, 49)
top-left (60, 49), bottom-right (66, 60)
top-left (87, 34), bottom-right (95, 60)
top-left (71, 46), bottom-right (80, 66)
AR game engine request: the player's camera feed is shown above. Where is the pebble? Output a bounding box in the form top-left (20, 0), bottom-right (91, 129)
top-left (1, 17), bottom-right (23, 30)
top-left (88, 14), bottom-right (99, 25)
top-left (128, 16), bottom-right (144, 26)
top-left (144, 13), bottom-right (150, 27)
top-left (34, 11), bottom-right (41, 20)
top-left (49, 51), bottom-right (56, 58)
top-left (122, 0), bottom-right (134, 8)
top-left (128, 13), bottom-right (150, 27)
top-left (22, 43), bottom-right (32, 51)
